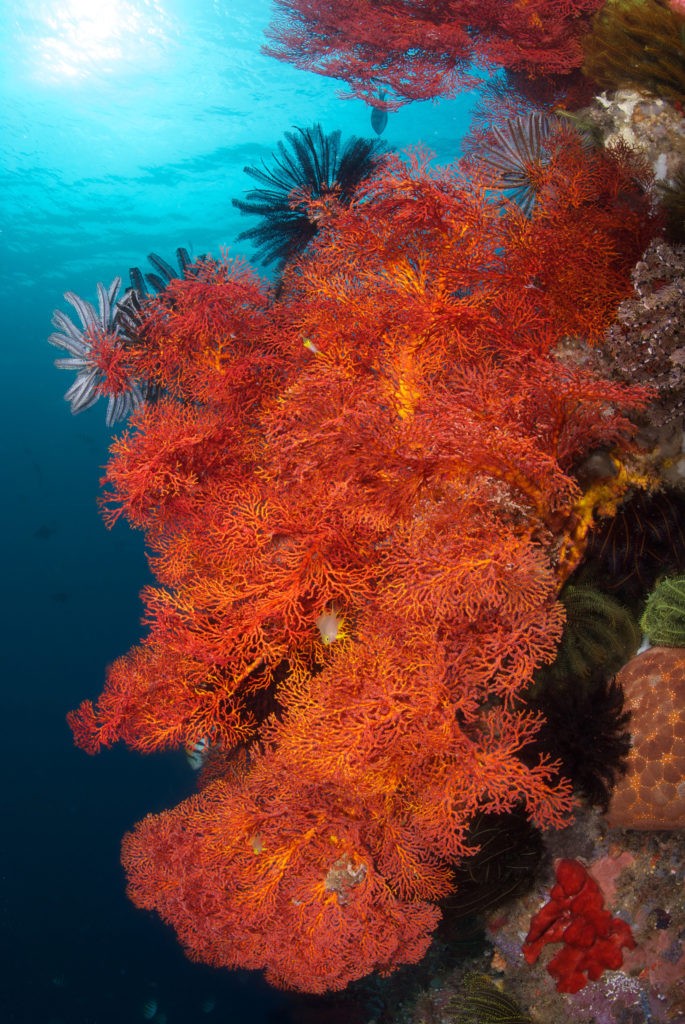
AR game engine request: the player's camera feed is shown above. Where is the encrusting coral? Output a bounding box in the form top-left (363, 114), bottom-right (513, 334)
top-left (607, 646), bottom-right (685, 829)
top-left (576, 90), bottom-right (685, 202)
top-left (61, 111), bottom-right (661, 994)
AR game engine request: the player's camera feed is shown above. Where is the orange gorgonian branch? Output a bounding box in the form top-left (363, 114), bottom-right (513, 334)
top-left (65, 134), bottom-right (660, 992)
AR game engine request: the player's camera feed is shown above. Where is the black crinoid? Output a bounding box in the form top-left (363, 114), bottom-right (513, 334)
top-left (478, 111), bottom-right (554, 216)
top-left (527, 672), bottom-right (631, 812)
top-left (118, 247), bottom-right (207, 405)
top-left (582, 487), bottom-right (685, 610)
top-left (524, 582), bottom-right (635, 810)
top-left (127, 246), bottom-right (201, 299)
top-left (232, 124), bottom-right (390, 272)
top-left (440, 810), bottom-right (544, 924)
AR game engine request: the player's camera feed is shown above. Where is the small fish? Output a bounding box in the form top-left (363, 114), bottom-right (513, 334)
top-left (371, 106), bottom-right (388, 136)
top-left (249, 833), bottom-right (264, 854)
top-left (33, 522), bottom-right (57, 540)
top-left (316, 609), bottom-right (342, 644)
top-left (141, 998), bottom-right (158, 1020)
top-left (370, 86), bottom-right (389, 136)
top-left (185, 736), bottom-right (210, 770)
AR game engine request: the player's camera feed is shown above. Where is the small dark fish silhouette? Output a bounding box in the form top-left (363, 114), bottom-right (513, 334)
top-left (370, 106), bottom-right (388, 136)
top-left (34, 522), bottom-right (57, 540)
top-left (370, 86), bottom-right (387, 136)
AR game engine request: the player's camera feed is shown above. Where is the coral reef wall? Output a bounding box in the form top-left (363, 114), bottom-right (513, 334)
top-left (62, 132), bottom-right (661, 991)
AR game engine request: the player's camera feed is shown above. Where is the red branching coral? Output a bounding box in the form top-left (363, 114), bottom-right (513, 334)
top-left (121, 747), bottom-right (442, 993)
top-left (479, 130), bottom-right (659, 343)
top-left (264, 0), bottom-right (606, 107)
top-left (126, 256), bottom-right (279, 404)
top-left (67, 140), bottom-right (660, 992)
top-left (523, 859), bottom-right (636, 992)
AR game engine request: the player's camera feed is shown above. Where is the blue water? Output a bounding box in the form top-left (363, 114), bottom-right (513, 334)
top-left (0, 3), bottom-right (476, 1022)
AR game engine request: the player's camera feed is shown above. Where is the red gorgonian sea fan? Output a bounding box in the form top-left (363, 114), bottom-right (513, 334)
top-left (67, 137), bottom-right (659, 992)
top-left (263, 0), bottom-right (606, 107)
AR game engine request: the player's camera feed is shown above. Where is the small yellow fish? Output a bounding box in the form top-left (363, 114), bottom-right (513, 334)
top-left (316, 609), bottom-right (342, 644)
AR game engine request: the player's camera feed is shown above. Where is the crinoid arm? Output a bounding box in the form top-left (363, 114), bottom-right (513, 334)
top-left (479, 113), bottom-right (554, 215)
top-left (48, 277), bottom-right (144, 426)
top-left (232, 123), bottom-right (389, 270)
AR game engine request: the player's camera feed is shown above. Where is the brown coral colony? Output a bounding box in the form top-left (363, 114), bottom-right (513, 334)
top-left (607, 647), bottom-right (685, 830)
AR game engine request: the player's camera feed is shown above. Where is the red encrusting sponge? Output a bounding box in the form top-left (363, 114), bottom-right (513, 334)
top-left (523, 858), bottom-right (636, 993)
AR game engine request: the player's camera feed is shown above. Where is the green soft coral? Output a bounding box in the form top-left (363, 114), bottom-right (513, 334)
top-left (582, 0), bottom-right (685, 106)
top-left (641, 574), bottom-right (685, 645)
